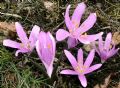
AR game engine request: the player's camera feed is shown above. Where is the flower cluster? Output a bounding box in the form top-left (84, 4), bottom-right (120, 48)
top-left (3, 2), bottom-right (119, 87)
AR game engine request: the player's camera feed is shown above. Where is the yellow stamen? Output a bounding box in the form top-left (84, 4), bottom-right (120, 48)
top-left (75, 65), bottom-right (86, 74)
top-left (20, 43), bottom-right (24, 48)
top-left (72, 20), bottom-right (79, 28)
top-left (47, 44), bottom-right (51, 49)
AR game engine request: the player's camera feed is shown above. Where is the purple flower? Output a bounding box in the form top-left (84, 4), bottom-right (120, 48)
top-left (36, 31), bottom-right (56, 78)
top-left (3, 22), bottom-right (40, 56)
top-left (60, 49), bottom-right (102, 87)
top-left (56, 2), bottom-right (103, 48)
top-left (93, 33), bottom-right (119, 63)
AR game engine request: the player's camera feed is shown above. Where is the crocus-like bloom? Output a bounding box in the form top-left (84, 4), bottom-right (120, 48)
top-left (93, 33), bottom-right (119, 63)
top-left (56, 2), bottom-right (103, 48)
top-left (3, 22), bottom-right (40, 56)
top-left (36, 31), bottom-right (56, 78)
top-left (60, 49), bottom-right (102, 87)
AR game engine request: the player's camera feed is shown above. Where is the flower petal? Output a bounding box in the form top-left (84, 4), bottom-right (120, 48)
top-left (76, 13), bottom-right (97, 34)
top-left (47, 32), bottom-right (56, 57)
top-left (15, 49), bottom-right (28, 56)
top-left (67, 37), bottom-right (78, 48)
top-left (64, 50), bottom-right (78, 69)
top-left (78, 32), bottom-right (103, 44)
top-left (71, 2), bottom-right (86, 27)
top-left (3, 39), bottom-right (21, 49)
top-left (104, 33), bottom-right (112, 50)
top-left (65, 5), bottom-right (74, 30)
top-left (78, 75), bottom-right (87, 87)
top-left (98, 36), bottom-right (104, 52)
top-left (15, 22), bottom-right (29, 44)
top-left (47, 64), bottom-right (53, 78)
top-left (85, 64), bottom-right (102, 74)
top-left (60, 69), bottom-right (78, 75)
top-left (84, 49), bottom-right (95, 68)
top-left (92, 42), bottom-right (100, 55)
top-left (29, 25), bottom-right (40, 48)
top-left (56, 29), bottom-right (70, 41)
top-left (77, 49), bottom-right (83, 66)
top-left (107, 46), bottom-right (119, 59)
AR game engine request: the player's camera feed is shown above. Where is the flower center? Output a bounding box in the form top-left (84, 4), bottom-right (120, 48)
top-left (72, 20), bottom-right (79, 28)
top-left (20, 41), bottom-right (31, 50)
top-left (75, 65), bottom-right (86, 74)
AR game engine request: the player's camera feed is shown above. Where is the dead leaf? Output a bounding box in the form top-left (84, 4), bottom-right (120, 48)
top-left (0, 22), bottom-right (16, 32)
top-left (112, 32), bottom-right (120, 45)
top-left (94, 74), bottom-right (111, 88)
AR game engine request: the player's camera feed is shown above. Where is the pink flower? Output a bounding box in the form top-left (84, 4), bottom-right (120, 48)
top-left (56, 2), bottom-right (103, 48)
top-left (3, 22), bottom-right (40, 56)
top-left (93, 33), bottom-right (119, 63)
top-left (60, 49), bottom-right (102, 87)
top-left (36, 31), bottom-right (56, 78)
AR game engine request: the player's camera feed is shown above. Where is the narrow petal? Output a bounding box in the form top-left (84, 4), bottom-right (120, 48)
top-left (36, 40), bottom-right (42, 58)
top-left (76, 13), bottom-right (97, 34)
top-left (78, 32), bottom-right (103, 44)
top-left (60, 69), bottom-right (78, 75)
top-left (84, 49), bottom-right (95, 68)
top-left (29, 25), bottom-right (40, 48)
top-left (91, 42), bottom-right (100, 55)
top-left (15, 49), bottom-right (28, 56)
top-left (47, 32), bottom-right (56, 57)
top-left (15, 22), bottom-right (29, 44)
top-left (65, 5), bottom-right (74, 30)
top-left (3, 39), bottom-right (21, 49)
top-left (85, 64), bottom-right (102, 74)
top-left (77, 49), bottom-right (83, 66)
top-left (98, 36), bottom-right (104, 52)
top-left (104, 33), bottom-right (112, 50)
top-left (107, 46), bottom-right (119, 59)
top-left (64, 50), bottom-right (78, 69)
top-left (78, 75), bottom-right (87, 87)
top-left (47, 65), bottom-right (53, 78)
top-left (56, 29), bottom-right (70, 41)
top-left (71, 2), bottom-right (86, 27)
top-left (67, 37), bottom-right (78, 48)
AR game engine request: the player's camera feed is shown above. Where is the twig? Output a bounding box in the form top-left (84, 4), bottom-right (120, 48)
top-left (0, 12), bottom-right (22, 18)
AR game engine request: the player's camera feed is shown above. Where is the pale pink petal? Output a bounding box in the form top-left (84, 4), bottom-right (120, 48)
top-left (38, 31), bottom-right (47, 48)
top-left (65, 5), bottom-right (74, 30)
top-left (78, 32), bottom-right (103, 44)
top-left (36, 40), bottom-right (42, 58)
top-left (98, 36), bottom-right (104, 52)
top-left (85, 64), bottom-right (102, 74)
top-left (107, 46), bottom-right (119, 59)
top-left (15, 22), bottom-right (29, 44)
top-left (15, 49), bottom-right (28, 56)
top-left (64, 50), bottom-right (78, 69)
top-left (92, 42), bottom-right (100, 55)
top-left (84, 49), bottom-right (95, 68)
top-left (71, 2), bottom-right (86, 27)
top-left (47, 32), bottom-right (56, 57)
top-left (29, 25), bottom-right (40, 48)
top-left (104, 33), bottom-right (112, 50)
top-left (76, 13), bottom-right (97, 34)
top-left (47, 64), bottom-right (53, 78)
top-left (78, 75), bottom-right (87, 87)
top-left (60, 69), bottom-right (78, 75)
top-left (56, 29), bottom-right (70, 41)
top-left (67, 37), bottom-right (78, 48)
top-left (3, 39), bottom-right (21, 49)
top-left (77, 49), bottom-right (83, 66)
